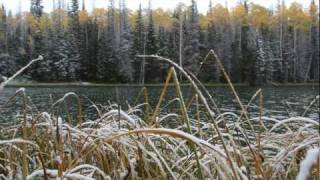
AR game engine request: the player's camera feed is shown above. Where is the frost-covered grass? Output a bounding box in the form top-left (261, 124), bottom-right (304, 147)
top-left (0, 52), bottom-right (319, 179)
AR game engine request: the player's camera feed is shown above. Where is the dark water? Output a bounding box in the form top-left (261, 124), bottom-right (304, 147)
top-left (0, 85), bottom-right (319, 122)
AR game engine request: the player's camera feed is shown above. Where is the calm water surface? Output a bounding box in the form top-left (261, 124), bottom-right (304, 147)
top-left (0, 85), bottom-right (319, 122)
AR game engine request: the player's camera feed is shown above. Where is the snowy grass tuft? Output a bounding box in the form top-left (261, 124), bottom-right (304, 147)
top-left (296, 148), bottom-right (319, 180)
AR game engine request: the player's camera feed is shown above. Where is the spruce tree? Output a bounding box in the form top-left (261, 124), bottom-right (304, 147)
top-left (308, 0), bottom-right (319, 82)
top-left (145, 4), bottom-right (159, 82)
top-left (202, 2), bottom-right (220, 82)
top-left (0, 7), bottom-right (17, 77)
top-left (79, 1), bottom-right (90, 80)
top-left (68, 0), bottom-right (82, 80)
top-left (69, 0), bottom-right (80, 39)
top-left (170, 9), bottom-right (181, 62)
top-left (158, 26), bottom-right (170, 78)
top-left (184, 0), bottom-right (202, 74)
top-left (0, 5), bottom-right (7, 54)
top-left (132, 4), bottom-right (145, 82)
top-left (118, 0), bottom-right (133, 82)
top-left (239, 0), bottom-right (258, 85)
top-left (97, 0), bottom-right (118, 82)
top-left (31, 0), bottom-right (43, 17)
top-left (170, 5), bottom-right (187, 65)
top-left (86, 19), bottom-right (99, 81)
top-left (29, 0), bottom-right (46, 81)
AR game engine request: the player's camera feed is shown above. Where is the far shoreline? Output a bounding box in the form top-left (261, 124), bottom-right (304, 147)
top-left (4, 82), bottom-right (320, 88)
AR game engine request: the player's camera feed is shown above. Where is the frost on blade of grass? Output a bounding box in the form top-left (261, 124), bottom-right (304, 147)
top-left (67, 164), bottom-right (107, 177)
top-left (27, 169), bottom-right (102, 180)
top-left (15, 87), bottom-right (25, 94)
top-left (0, 139), bottom-right (38, 148)
top-left (296, 148), bottom-right (319, 180)
top-left (268, 117), bottom-right (319, 133)
top-left (99, 109), bottom-right (141, 128)
top-left (26, 169), bottom-right (58, 180)
top-left (0, 55), bottom-right (43, 92)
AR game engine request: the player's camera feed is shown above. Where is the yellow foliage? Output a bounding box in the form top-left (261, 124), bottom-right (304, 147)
top-left (92, 8), bottom-right (107, 19)
top-left (232, 3), bottom-right (246, 22)
top-left (201, 4), bottom-right (230, 29)
top-left (5, 1), bottom-right (315, 38)
top-left (287, 3), bottom-right (310, 31)
top-left (0, 8), bottom-right (5, 22)
top-left (152, 8), bottom-right (173, 30)
top-left (129, 10), bottom-right (138, 28)
top-left (271, 2), bottom-right (290, 28)
top-left (25, 12), bottom-right (38, 31)
top-left (91, 8), bottom-right (107, 26)
top-left (250, 3), bottom-right (270, 29)
top-left (211, 4), bottom-right (230, 25)
top-left (51, 9), bottom-right (70, 31)
top-left (39, 15), bottom-right (51, 31)
top-left (309, 1), bottom-right (318, 18)
top-left (199, 14), bottom-right (209, 29)
top-left (79, 10), bottom-right (89, 24)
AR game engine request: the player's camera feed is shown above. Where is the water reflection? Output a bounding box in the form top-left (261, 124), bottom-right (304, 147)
top-left (0, 85), bottom-right (318, 122)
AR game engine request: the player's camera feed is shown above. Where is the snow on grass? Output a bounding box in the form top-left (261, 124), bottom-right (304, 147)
top-left (0, 92), bottom-right (318, 179)
top-left (296, 148), bottom-right (319, 180)
top-left (0, 139), bottom-right (38, 148)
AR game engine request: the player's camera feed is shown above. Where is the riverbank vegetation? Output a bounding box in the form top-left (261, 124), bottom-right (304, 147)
top-left (0, 53), bottom-right (319, 179)
top-left (0, 0), bottom-right (319, 85)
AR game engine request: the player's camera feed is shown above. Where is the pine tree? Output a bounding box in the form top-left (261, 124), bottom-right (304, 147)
top-left (0, 0), bottom-right (317, 84)
top-left (307, 0), bottom-right (319, 82)
top-left (46, 28), bottom-right (80, 81)
top-left (31, 0), bottom-right (43, 18)
top-left (231, 29), bottom-right (242, 83)
top-left (29, 0), bottom-right (46, 80)
top-left (0, 5), bottom-right (7, 54)
top-left (145, 2), bottom-right (159, 82)
top-left (158, 26), bottom-right (170, 78)
top-left (7, 10), bottom-right (23, 59)
top-left (79, 0), bottom-right (90, 80)
top-left (13, 8), bottom-right (27, 67)
top-left (184, 0), bottom-right (202, 74)
top-left (132, 4), bottom-right (145, 82)
top-left (97, 0), bottom-right (118, 82)
top-left (255, 35), bottom-right (269, 85)
top-left (278, 0), bottom-right (290, 83)
top-left (202, 2), bottom-right (220, 82)
top-left (239, 0), bottom-right (258, 85)
top-left (170, 7), bottom-right (184, 63)
top-left (0, 54), bottom-right (16, 78)
top-left (68, 0), bottom-right (81, 80)
top-left (170, 3), bottom-right (188, 82)
top-left (69, 0), bottom-right (80, 38)
top-left (86, 18), bottom-right (99, 81)
top-left (118, 0), bottom-right (134, 82)
top-left (0, 7), bottom-right (17, 77)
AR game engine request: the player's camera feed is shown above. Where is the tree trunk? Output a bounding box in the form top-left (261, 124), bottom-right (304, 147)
top-left (179, 13), bottom-right (183, 81)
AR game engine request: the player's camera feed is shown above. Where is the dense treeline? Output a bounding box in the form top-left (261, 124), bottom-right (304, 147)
top-left (0, 0), bottom-right (319, 85)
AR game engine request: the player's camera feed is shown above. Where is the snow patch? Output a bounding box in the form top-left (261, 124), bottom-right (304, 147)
top-left (296, 148), bottom-right (319, 180)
